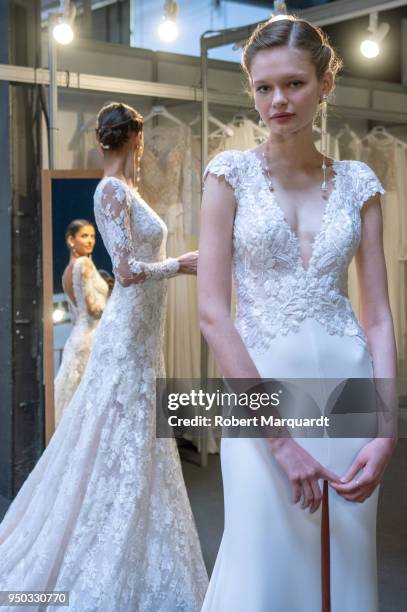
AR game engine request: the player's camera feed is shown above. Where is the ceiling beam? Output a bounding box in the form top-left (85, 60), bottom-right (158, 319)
top-left (1, 62), bottom-right (407, 123)
top-left (202, 0), bottom-right (407, 50)
top-left (297, 0), bottom-right (407, 26)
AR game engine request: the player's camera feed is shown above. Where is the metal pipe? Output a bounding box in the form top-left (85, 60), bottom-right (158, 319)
top-left (48, 14), bottom-right (58, 169)
top-left (402, 19), bottom-right (407, 87)
top-left (200, 32), bottom-right (209, 387)
top-left (199, 33), bottom-right (209, 468)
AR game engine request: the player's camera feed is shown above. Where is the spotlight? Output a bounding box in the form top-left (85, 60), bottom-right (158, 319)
top-left (158, 0), bottom-right (179, 43)
top-left (53, 21), bottom-right (74, 45)
top-left (53, 307), bottom-right (65, 323)
top-left (360, 12), bottom-right (389, 59)
top-left (52, 0), bottom-right (76, 45)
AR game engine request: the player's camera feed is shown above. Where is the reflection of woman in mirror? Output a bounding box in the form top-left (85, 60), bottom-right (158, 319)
top-left (0, 102), bottom-right (207, 608)
top-left (54, 220), bottom-right (110, 426)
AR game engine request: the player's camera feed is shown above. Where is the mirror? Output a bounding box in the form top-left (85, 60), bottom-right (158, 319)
top-left (42, 169), bottom-right (111, 443)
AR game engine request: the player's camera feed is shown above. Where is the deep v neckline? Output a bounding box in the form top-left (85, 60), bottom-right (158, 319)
top-left (248, 150), bottom-right (341, 274)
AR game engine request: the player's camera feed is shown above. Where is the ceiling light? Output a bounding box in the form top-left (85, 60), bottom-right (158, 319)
top-left (53, 307), bottom-right (65, 323)
top-left (53, 21), bottom-right (74, 44)
top-left (360, 12), bottom-right (389, 59)
top-left (52, 0), bottom-right (76, 45)
top-left (158, 0), bottom-right (179, 43)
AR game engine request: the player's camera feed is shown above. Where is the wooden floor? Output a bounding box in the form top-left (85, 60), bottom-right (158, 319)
top-left (1, 440), bottom-right (406, 610)
top-left (182, 439), bottom-right (407, 611)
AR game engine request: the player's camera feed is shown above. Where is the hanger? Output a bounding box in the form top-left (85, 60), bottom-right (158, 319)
top-left (190, 113), bottom-right (234, 137)
top-left (79, 115), bottom-right (98, 133)
top-left (231, 113), bottom-right (266, 135)
top-left (369, 125), bottom-right (393, 143)
top-left (362, 124), bottom-right (407, 149)
top-left (335, 123), bottom-right (359, 142)
top-left (209, 115), bottom-right (268, 140)
top-left (335, 123), bottom-right (361, 148)
top-left (67, 113), bottom-right (98, 150)
top-left (143, 105), bottom-right (185, 126)
top-left (232, 113), bottom-right (246, 126)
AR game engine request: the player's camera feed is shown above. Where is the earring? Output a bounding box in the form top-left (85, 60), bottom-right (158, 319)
top-left (320, 94), bottom-right (329, 193)
top-left (69, 244), bottom-right (77, 256)
top-left (133, 147), bottom-right (141, 190)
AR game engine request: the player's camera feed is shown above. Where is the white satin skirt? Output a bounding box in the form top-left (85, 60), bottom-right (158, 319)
top-left (202, 318), bottom-right (379, 612)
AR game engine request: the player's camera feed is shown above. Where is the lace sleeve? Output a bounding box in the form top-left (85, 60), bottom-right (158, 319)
top-left (354, 161), bottom-right (385, 209)
top-left (78, 258), bottom-right (104, 318)
top-left (203, 150), bottom-right (240, 191)
top-left (99, 179), bottom-right (180, 286)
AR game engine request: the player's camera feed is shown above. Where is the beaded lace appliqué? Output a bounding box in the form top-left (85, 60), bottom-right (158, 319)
top-left (204, 150), bottom-right (385, 354)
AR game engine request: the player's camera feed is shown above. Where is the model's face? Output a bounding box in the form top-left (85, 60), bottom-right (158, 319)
top-left (251, 46), bottom-right (331, 138)
top-left (69, 225), bottom-right (95, 256)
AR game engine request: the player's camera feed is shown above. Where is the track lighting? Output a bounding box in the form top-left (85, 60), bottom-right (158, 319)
top-left (158, 0), bottom-right (179, 43)
top-left (52, 0), bottom-right (76, 45)
top-left (360, 12), bottom-right (389, 59)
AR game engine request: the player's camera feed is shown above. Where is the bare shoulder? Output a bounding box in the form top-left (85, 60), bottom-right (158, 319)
top-left (202, 170), bottom-right (237, 217)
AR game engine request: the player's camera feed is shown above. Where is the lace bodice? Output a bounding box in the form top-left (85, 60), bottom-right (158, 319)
top-left (204, 150), bottom-right (385, 353)
top-left (65, 257), bottom-right (109, 322)
top-left (94, 177), bottom-right (180, 286)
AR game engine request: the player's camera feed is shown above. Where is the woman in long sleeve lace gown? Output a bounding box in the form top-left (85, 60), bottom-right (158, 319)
top-left (0, 102), bottom-right (208, 612)
top-left (198, 16), bottom-right (397, 612)
top-left (54, 220), bottom-right (109, 426)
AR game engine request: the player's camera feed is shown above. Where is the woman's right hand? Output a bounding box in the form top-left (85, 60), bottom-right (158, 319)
top-left (177, 251), bottom-right (198, 275)
top-left (269, 438), bottom-right (341, 513)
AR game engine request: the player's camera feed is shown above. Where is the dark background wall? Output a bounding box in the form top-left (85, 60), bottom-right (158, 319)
top-left (0, 0), bottom-right (44, 513)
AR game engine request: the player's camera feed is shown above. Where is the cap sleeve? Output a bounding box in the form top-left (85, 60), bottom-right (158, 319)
top-left (203, 150), bottom-right (241, 191)
top-left (354, 161), bottom-right (385, 210)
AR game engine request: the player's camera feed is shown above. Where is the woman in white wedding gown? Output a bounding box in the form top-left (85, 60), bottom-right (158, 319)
top-left (54, 220), bottom-right (109, 426)
top-left (0, 102), bottom-right (208, 611)
top-left (198, 16), bottom-right (397, 612)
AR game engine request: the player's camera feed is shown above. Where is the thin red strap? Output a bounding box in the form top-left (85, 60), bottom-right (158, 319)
top-left (321, 479), bottom-right (331, 612)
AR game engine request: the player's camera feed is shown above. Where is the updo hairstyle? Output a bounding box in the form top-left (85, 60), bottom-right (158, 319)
top-left (95, 102), bottom-right (144, 151)
top-left (242, 15), bottom-right (343, 99)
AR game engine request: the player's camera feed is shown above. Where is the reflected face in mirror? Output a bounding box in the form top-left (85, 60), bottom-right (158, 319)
top-left (67, 224), bottom-right (96, 258)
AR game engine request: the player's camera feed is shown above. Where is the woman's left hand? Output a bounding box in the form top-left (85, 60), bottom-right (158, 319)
top-left (330, 437), bottom-right (396, 503)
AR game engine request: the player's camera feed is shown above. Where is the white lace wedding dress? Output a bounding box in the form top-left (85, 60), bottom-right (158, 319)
top-left (54, 256), bottom-right (109, 426)
top-left (201, 150), bottom-right (385, 612)
top-left (0, 176), bottom-right (208, 612)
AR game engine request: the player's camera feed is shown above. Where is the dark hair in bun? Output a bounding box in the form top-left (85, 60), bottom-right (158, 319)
top-left (65, 219), bottom-right (94, 250)
top-left (95, 102), bottom-right (144, 151)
